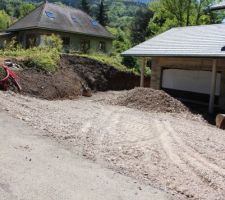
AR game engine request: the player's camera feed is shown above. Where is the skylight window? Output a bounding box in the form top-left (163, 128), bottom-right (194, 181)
top-left (45, 11), bottom-right (55, 19)
top-left (91, 20), bottom-right (98, 27)
top-left (72, 16), bottom-right (78, 23)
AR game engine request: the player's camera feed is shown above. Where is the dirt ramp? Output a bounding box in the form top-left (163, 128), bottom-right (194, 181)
top-left (109, 87), bottom-right (189, 113)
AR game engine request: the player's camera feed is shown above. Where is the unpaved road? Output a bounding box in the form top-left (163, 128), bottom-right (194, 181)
top-left (1, 91), bottom-right (225, 199)
top-left (0, 110), bottom-right (170, 200)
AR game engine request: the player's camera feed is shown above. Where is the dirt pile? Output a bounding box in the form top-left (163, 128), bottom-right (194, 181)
top-left (17, 68), bottom-right (82, 100)
top-left (61, 55), bottom-right (113, 91)
top-left (14, 55), bottom-right (144, 100)
top-left (61, 55), bottom-right (146, 91)
top-left (109, 87), bottom-right (189, 113)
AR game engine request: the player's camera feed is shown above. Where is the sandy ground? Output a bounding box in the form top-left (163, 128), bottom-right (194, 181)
top-left (0, 110), bottom-right (170, 200)
top-left (1, 91), bottom-right (225, 199)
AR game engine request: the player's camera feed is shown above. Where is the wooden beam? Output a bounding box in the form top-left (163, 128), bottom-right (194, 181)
top-left (140, 58), bottom-right (146, 87)
top-left (209, 59), bottom-right (217, 114)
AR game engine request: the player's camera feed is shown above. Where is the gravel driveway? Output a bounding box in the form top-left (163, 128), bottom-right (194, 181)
top-left (0, 111), bottom-right (169, 200)
top-left (1, 91), bottom-right (225, 200)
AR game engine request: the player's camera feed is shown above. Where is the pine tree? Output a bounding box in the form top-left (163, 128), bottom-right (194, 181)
top-left (80, 0), bottom-right (90, 15)
top-left (130, 8), bottom-right (153, 46)
top-left (97, 0), bottom-right (108, 27)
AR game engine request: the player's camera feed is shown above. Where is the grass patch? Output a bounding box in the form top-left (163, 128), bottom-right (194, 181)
top-left (25, 48), bottom-right (60, 72)
top-left (0, 48), bottom-right (60, 73)
top-left (0, 34), bottom-right (62, 73)
top-left (78, 53), bottom-right (138, 75)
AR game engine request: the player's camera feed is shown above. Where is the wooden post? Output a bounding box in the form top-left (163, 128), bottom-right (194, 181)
top-left (209, 59), bottom-right (217, 114)
top-left (140, 57), bottom-right (145, 87)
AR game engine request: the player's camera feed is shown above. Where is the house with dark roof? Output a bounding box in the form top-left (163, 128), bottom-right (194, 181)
top-left (122, 24), bottom-right (225, 113)
top-left (1, 2), bottom-right (114, 53)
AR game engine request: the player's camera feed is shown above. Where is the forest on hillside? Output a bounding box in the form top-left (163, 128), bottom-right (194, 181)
top-left (0, 0), bottom-right (225, 69)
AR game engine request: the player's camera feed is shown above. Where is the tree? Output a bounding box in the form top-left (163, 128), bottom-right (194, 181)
top-left (18, 3), bottom-right (35, 18)
top-left (0, 10), bottom-right (11, 31)
top-left (80, 0), bottom-right (90, 15)
top-left (97, 0), bottom-right (108, 26)
top-left (130, 8), bottom-right (153, 46)
top-left (148, 0), bottom-right (220, 35)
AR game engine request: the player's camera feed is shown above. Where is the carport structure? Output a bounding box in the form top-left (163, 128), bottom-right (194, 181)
top-left (122, 24), bottom-right (225, 113)
top-left (210, 1), bottom-right (225, 11)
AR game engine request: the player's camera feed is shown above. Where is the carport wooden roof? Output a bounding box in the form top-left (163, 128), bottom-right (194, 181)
top-left (122, 24), bottom-right (225, 114)
top-left (122, 24), bottom-right (225, 58)
top-left (210, 1), bottom-right (225, 11)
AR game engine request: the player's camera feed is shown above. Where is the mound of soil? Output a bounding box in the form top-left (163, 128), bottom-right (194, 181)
top-left (17, 68), bottom-right (82, 100)
top-left (61, 55), bottom-right (147, 91)
top-left (110, 87), bottom-right (189, 113)
top-left (11, 55), bottom-right (146, 100)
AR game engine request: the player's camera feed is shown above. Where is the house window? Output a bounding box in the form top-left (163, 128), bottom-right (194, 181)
top-left (26, 34), bottom-right (37, 48)
top-left (99, 41), bottom-right (106, 52)
top-left (62, 37), bottom-right (70, 46)
top-left (91, 20), bottom-right (98, 27)
top-left (71, 16), bottom-right (80, 23)
top-left (80, 40), bottom-right (90, 53)
top-left (45, 11), bottom-right (55, 19)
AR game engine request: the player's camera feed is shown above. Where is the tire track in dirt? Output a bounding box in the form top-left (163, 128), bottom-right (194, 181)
top-left (165, 122), bottom-right (225, 178)
top-left (156, 119), bottom-right (225, 198)
top-left (101, 109), bottom-right (161, 146)
top-left (164, 121), bottom-right (225, 195)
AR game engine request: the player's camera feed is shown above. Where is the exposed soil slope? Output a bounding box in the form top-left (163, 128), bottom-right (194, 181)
top-left (18, 68), bottom-right (82, 100)
top-left (16, 55), bottom-right (144, 100)
top-left (61, 55), bottom-right (145, 91)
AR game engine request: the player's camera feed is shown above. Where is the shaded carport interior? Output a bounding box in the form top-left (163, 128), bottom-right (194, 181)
top-left (122, 24), bottom-right (225, 114)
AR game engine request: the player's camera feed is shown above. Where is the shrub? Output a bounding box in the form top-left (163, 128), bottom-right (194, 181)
top-left (42, 34), bottom-right (63, 52)
top-left (0, 35), bottom-right (63, 73)
top-left (25, 48), bottom-right (60, 72)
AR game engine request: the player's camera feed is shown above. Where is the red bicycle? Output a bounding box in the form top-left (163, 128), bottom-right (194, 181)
top-left (0, 65), bottom-right (21, 92)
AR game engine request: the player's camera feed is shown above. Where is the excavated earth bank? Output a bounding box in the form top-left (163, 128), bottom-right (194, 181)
top-left (17, 55), bottom-right (145, 100)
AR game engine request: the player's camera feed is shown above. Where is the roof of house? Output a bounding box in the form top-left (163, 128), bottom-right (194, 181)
top-left (210, 1), bottom-right (225, 10)
top-left (122, 24), bottom-right (225, 58)
top-left (7, 2), bottom-right (114, 39)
